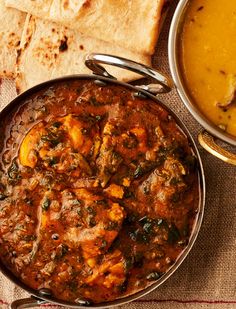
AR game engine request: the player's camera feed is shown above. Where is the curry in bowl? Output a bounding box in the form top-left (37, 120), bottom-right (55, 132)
top-left (0, 79), bottom-right (200, 304)
top-left (179, 0), bottom-right (236, 137)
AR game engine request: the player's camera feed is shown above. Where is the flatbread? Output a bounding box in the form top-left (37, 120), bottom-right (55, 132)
top-left (5, 0), bottom-right (165, 55)
top-left (16, 15), bottom-right (151, 93)
top-left (0, 0), bottom-right (26, 78)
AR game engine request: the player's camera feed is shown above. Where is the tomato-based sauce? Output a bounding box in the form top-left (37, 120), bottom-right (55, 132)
top-left (0, 80), bottom-right (199, 303)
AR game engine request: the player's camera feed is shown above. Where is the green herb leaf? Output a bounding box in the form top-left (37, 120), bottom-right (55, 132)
top-left (124, 257), bottom-right (133, 271)
top-left (133, 166), bottom-right (143, 178)
top-left (168, 224), bottom-right (180, 244)
top-left (60, 244), bottom-right (69, 257)
top-left (143, 222), bottom-right (153, 234)
top-left (52, 121), bottom-right (62, 128)
top-left (100, 239), bottom-right (107, 248)
top-left (105, 221), bottom-right (119, 231)
top-left (146, 271), bottom-right (162, 281)
top-left (0, 193), bottom-right (7, 200)
top-left (42, 197), bottom-right (51, 211)
top-left (8, 160), bottom-right (21, 180)
top-left (89, 97), bottom-right (100, 106)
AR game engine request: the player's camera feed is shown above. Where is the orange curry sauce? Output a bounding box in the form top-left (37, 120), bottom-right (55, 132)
top-left (0, 80), bottom-right (199, 303)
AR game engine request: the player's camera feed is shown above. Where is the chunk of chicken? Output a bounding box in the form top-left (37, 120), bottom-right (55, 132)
top-left (97, 122), bottom-right (150, 187)
top-left (62, 114), bottom-right (93, 154)
top-left (104, 184), bottom-right (124, 199)
top-left (84, 249), bottom-right (126, 289)
top-left (136, 157), bottom-right (187, 218)
top-left (19, 115), bottom-right (100, 176)
top-left (19, 122), bottom-right (46, 168)
top-left (62, 189), bottom-right (125, 259)
top-left (96, 134), bottom-right (123, 187)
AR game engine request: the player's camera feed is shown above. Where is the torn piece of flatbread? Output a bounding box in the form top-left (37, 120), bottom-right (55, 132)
top-left (5, 0), bottom-right (165, 55)
top-left (0, 0), bottom-right (26, 78)
top-left (16, 15), bottom-right (151, 93)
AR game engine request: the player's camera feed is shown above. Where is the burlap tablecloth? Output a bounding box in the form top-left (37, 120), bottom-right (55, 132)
top-left (0, 2), bottom-right (235, 308)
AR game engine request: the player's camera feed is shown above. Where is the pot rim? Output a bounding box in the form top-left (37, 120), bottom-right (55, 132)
top-left (0, 74), bottom-right (205, 308)
top-left (168, 0), bottom-right (236, 147)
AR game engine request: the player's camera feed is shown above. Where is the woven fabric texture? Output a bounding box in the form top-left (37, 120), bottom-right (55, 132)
top-left (0, 1), bottom-right (235, 308)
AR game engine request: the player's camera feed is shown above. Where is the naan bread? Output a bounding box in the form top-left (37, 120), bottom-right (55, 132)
top-left (6, 0), bottom-right (165, 55)
top-left (0, 0), bottom-right (26, 78)
top-left (16, 15), bottom-right (151, 93)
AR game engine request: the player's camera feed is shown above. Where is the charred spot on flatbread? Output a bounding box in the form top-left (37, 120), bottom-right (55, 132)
top-left (59, 36), bottom-right (68, 52)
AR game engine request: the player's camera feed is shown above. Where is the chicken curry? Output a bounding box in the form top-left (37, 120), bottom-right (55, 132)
top-left (0, 79), bottom-right (200, 303)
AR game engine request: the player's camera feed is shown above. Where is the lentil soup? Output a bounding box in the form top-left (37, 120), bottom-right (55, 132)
top-left (180, 0), bottom-right (236, 136)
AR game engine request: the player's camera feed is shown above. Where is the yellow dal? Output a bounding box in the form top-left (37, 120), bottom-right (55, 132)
top-left (180, 0), bottom-right (236, 136)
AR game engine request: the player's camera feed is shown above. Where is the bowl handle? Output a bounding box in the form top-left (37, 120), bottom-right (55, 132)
top-left (198, 131), bottom-right (236, 165)
top-left (85, 53), bottom-right (173, 94)
top-left (10, 297), bottom-right (47, 309)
